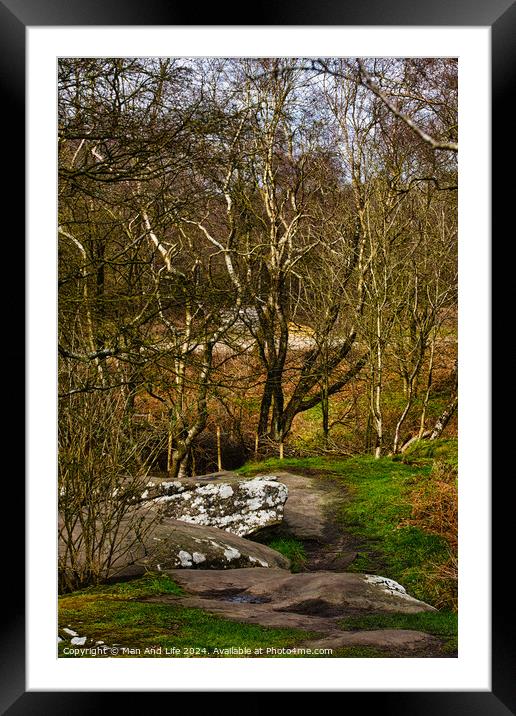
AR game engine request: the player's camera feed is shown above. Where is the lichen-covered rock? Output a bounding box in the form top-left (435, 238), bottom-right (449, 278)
top-left (59, 503), bottom-right (290, 585)
top-left (141, 475), bottom-right (288, 537)
top-left (114, 518), bottom-right (291, 575)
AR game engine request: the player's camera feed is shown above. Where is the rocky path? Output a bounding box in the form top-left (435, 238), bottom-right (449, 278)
top-left (143, 471), bottom-right (449, 657)
top-left (186, 468), bottom-right (359, 569)
top-left (271, 471), bottom-right (360, 571)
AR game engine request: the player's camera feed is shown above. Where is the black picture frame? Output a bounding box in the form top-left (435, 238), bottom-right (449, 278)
top-left (4, 0), bottom-right (509, 712)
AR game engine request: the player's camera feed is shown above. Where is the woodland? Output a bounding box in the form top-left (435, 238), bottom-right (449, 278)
top-left (58, 59), bottom-right (458, 657)
top-left (59, 57), bottom-right (457, 477)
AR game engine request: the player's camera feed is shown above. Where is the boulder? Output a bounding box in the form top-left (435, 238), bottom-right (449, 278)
top-left (141, 474), bottom-right (288, 537)
top-left (59, 510), bottom-right (290, 584)
top-left (122, 518), bottom-right (291, 574)
top-left (165, 568), bottom-right (436, 616)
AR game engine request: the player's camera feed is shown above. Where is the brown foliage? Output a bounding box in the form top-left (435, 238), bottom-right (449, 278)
top-left (405, 460), bottom-right (458, 549)
top-left (403, 460), bottom-right (458, 610)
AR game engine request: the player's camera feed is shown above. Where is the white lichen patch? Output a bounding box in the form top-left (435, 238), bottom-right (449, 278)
top-left (196, 484), bottom-right (221, 495)
top-left (160, 481), bottom-right (183, 490)
top-left (364, 575), bottom-right (420, 602)
top-left (178, 550), bottom-right (193, 567)
top-left (364, 575), bottom-right (406, 593)
top-left (150, 477), bottom-right (288, 537)
top-left (218, 485), bottom-right (234, 499)
top-left (192, 552), bottom-right (206, 563)
top-left (223, 546), bottom-right (241, 561)
top-left (248, 556), bottom-right (269, 567)
top-left (71, 636), bottom-right (87, 646)
top-left (245, 497), bottom-right (263, 511)
top-left (239, 480), bottom-right (269, 496)
top-left (63, 627), bottom-right (78, 637)
top-left (140, 490), bottom-right (149, 499)
top-left (209, 514), bottom-right (237, 527)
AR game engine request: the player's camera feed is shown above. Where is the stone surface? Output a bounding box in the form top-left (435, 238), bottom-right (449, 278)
top-left (145, 594), bottom-right (341, 634)
top-left (141, 475), bottom-right (288, 537)
top-left (272, 472), bottom-right (330, 540)
top-left (303, 629), bottom-right (439, 652)
top-left (146, 567), bottom-right (441, 655)
top-left (59, 508), bottom-right (290, 583)
top-left (112, 518), bottom-right (291, 576)
top-left (164, 567), bottom-right (436, 616)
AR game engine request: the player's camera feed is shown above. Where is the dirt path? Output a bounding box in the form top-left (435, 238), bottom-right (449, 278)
top-left (271, 470), bottom-right (360, 571)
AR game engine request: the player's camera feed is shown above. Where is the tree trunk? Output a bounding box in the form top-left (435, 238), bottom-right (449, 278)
top-left (271, 370), bottom-right (285, 441)
top-left (177, 455), bottom-right (189, 480)
top-left (321, 377), bottom-right (329, 447)
top-left (170, 447), bottom-right (187, 479)
top-left (392, 394), bottom-right (412, 455)
top-left (257, 377), bottom-right (274, 438)
top-left (364, 411), bottom-right (373, 452)
top-left (418, 341), bottom-right (435, 438)
top-left (430, 394), bottom-right (458, 440)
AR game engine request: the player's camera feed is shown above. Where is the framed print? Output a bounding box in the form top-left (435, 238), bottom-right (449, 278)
top-left (4, 0), bottom-right (510, 710)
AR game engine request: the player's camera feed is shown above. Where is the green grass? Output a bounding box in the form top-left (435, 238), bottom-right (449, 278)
top-left (238, 455), bottom-right (341, 476)
top-left (72, 572), bottom-right (185, 599)
top-left (338, 610), bottom-right (458, 655)
top-left (399, 437), bottom-right (458, 470)
top-left (58, 573), bottom-right (321, 658)
top-left (266, 537), bottom-right (307, 572)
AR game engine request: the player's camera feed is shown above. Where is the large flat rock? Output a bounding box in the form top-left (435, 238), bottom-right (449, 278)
top-left (149, 567), bottom-right (440, 655)
top-left (145, 594), bottom-right (339, 634)
top-left (164, 567), bottom-right (436, 616)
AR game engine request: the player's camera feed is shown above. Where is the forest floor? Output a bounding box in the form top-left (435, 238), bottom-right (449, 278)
top-left (58, 441), bottom-right (458, 658)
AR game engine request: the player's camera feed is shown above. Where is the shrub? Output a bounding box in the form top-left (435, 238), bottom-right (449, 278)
top-left (401, 458), bottom-right (458, 609)
top-left (58, 392), bottom-right (165, 592)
